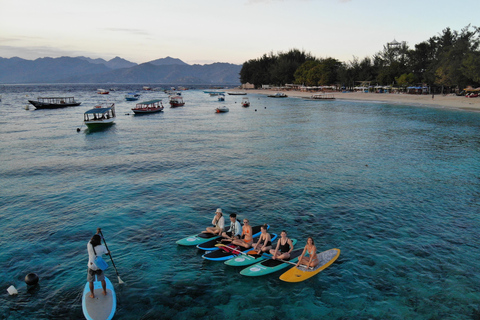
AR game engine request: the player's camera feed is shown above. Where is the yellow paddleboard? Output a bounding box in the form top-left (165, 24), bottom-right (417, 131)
top-left (279, 248), bottom-right (340, 282)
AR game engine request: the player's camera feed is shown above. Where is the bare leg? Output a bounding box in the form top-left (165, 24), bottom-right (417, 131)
top-left (89, 282), bottom-right (95, 298)
top-left (101, 279), bottom-right (107, 296)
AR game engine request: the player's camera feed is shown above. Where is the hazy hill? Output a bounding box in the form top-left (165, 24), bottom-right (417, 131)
top-left (0, 56), bottom-right (241, 84)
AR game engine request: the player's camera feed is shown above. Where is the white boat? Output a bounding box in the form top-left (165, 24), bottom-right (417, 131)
top-left (268, 92), bottom-right (288, 98)
top-left (241, 97), bottom-right (250, 107)
top-left (84, 103), bottom-right (116, 129)
top-left (125, 93), bottom-right (140, 101)
top-left (227, 92), bottom-right (247, 95)
top-left (215, 106), bottom-right (229, 113)
top-left (309, 93), bottom-right (335, 100)
top-left (82, 276), bottom-right (116, 320)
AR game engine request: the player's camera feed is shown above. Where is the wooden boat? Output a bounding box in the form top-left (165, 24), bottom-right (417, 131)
top-left (84, 103), bottom-right (116, 129)
top-left (97, 89), bottom-right (109, 94)
top-left (268, 92), bottom-right (288, 98)
top-left (125, 93), bottom-right (140, 101)
top-left (227, 92), bottom-right (247, 95)
top-left (215, 106), bottom-right (229, 113)
top-left (242, 97), bottom-right (250, 107)
top-left (218, 94), bottom-right (225, 101)
top-left (131, 99), bottom-right (164, 114)
top-left (169, 96), bottom-right (185, 108)
top-left (82, 276), bottom-right (116, 320)
top-left (28, 97), bottom-right (81, 109)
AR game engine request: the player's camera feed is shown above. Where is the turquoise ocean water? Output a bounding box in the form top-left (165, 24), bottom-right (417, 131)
top-left (1, 85), bottom-right (479, 319)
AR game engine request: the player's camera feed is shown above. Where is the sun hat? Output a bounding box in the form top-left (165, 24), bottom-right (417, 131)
top-left (216, 208), bottom-right (222, 213)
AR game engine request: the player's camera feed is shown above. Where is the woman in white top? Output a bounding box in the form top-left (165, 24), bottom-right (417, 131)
top-left (87, 228), bottom-right (110, 298)
top-left (203, 208), bottom-right (225, 235)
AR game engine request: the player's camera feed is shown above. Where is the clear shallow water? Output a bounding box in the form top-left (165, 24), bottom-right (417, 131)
top-left (1, 85), bottom-right (479, 319)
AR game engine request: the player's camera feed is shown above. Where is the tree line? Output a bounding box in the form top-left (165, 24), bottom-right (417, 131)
top-left (239, 25), bottom-right (480, 92)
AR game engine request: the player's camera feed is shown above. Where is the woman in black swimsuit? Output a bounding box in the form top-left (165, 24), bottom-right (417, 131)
top-left (270, 230), bottom-right (293, 260)
top-left (252, 224), bottom-right (272, 253)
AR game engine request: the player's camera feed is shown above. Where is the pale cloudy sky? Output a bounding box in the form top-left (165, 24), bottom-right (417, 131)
top-left (0, 0), bottom-right (478, 65)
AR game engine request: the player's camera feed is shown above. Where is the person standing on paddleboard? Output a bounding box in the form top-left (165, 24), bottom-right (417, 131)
top-left (221, 213), bottom-right (242, 241)
top-left (203, 208), bottom-right (225, 235)
top-left (87, 228), bottom-right (110, 298)
top-left (252, 224), bottom-right (273, 253)
top-left (232, 218), bottom-right (253, 248)
top-left (270, 230), bottom-right (294, 260)
top-left (296, 237), bottom-right (319, 268)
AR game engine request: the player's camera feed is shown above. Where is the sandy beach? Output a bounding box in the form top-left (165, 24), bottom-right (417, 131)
top-left (237, 89), bottom-right (480, 113)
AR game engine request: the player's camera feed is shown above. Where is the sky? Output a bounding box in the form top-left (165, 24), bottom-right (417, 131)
top-left (0, 0), bottom-right (478, 65)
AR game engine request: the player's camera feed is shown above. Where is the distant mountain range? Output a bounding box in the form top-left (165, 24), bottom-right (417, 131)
top-left (0, 56), bottom-right (241, 85)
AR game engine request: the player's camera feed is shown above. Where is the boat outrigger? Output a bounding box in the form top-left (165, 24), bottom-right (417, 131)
top-left (84, 103), bottom-right (116, 129)
top-left (28, 97), bottom-right (81, 109)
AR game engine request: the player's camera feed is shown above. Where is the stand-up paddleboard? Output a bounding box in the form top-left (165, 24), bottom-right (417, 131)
top-left (225, 235), bottom-right (295, 267)
top-left (176, 232), bottom-right (220, 246)
top-left (82, 276), bottom-right (116, 320)
top-left (240, 247), bottom-right (303, 276)
top-left (279, 248), bottom-right (340, 283)
top-left (196, 225), bottom-right (266, 251)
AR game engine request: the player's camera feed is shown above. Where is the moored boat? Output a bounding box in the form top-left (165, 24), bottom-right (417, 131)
top-left (309, 93), bottom-right (335, 100)
top-left (241, 97), bottom-right (250, 107)
top-left (268, 92), bottom-right (288, 98)
top-left (169, 96), bottom-right (185, 107)
top-left (215, 106), bottom-right (229, 113)
top-left (218, 94), bottom-right (225, 101)
top-left (125, 93), bottom-right (140, 101)
top-left (227, 92), bottom-right (247, 95)
top-left (84, 103), bottom-right (116, 129)
top-left (28, 97), bottom-right (81, 109)
top-left (97, 89), bottom-right (109, 94)
top-left (131, 99), bottom-right (164, 114)
top-left (82, 276), bottom-right (116, 320)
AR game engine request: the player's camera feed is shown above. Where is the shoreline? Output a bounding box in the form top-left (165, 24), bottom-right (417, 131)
top-left (235, 89), bottom-right (480, 113)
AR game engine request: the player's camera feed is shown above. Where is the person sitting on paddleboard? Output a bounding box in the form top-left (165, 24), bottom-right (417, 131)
top-left (203, 208), bottom-right (225, 235)
top-left (296, 237), bottom-right (319, 268)
top-left (232, 218), bottom-right (253, 248)
top-left (252, 224), bottom-right (272, 253)
top-left (270, 230), bottom-right (293, 260)
top-left (87, 228), bottom-right (110, 299)
top-left (221, 213), bottom-right (242, 241)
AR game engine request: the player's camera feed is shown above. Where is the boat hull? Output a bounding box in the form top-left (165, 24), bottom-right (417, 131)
top-left (131, 108), bottom-right (163, 114)
top-left (29, 100), bottom-right (81, 109)
top-left (85, 119), bottom-right (115, 129)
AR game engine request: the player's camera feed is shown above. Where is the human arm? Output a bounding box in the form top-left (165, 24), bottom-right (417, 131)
top-left (296, 246), bottom-right (307, 267)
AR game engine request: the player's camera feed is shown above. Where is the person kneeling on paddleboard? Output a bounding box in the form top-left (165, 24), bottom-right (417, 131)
top-left (87, 228), bottom-right (110, 298)
top-left (270, 230), bottom-right (293, 260)
top-left (221, 213), bottom-right (242, 242)
top-left (203, 208), bottom-right (225, 235)
top-left (296, 237), bottom-right (319, 268)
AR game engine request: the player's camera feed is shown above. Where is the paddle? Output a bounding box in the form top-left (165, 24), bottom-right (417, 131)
top-left (215, 244), bottom-right (301, 266)
top-left (98, 228), bottom-right (125, 284)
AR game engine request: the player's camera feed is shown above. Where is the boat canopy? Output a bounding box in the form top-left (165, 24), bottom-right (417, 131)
top-left (137, 99), bottom-right (163, 105)
top-left (84, 107), bottom-right (112, 114)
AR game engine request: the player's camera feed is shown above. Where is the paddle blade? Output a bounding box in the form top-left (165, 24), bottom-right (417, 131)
top-left (118, 276), bottom-right (125, 284)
